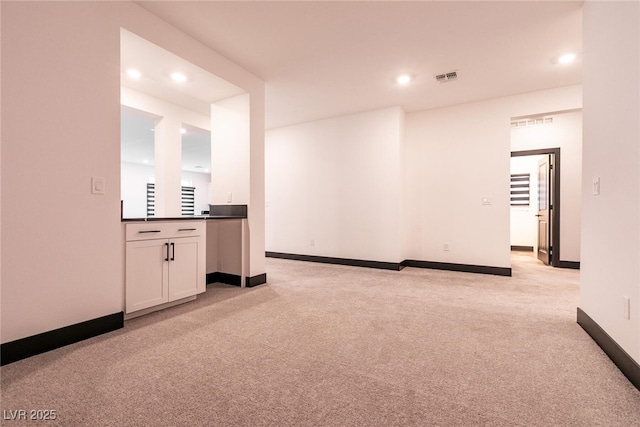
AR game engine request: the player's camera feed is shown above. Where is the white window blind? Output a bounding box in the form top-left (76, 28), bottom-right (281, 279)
top-left (510, 173), bottom-right (530, 206)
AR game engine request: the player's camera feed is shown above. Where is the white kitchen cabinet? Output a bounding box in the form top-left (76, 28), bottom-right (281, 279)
top-left (125, 221), bottom-right (205, 315)
top-left (126, 238), bottom-right (169, 313)
top-left (167, 236), bottom-right (200, 301)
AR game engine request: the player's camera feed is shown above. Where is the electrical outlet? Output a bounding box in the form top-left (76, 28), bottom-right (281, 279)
top-left (593, 177), bottom-right (601, 195)
top-left (310, 239), bottom-right (315, 247)
top-left (622, 296), bottom-right (630, 320)
top-left (443, 243), bottom-right (450, 251)
top-left (227, 192), bottom-right (233, 203)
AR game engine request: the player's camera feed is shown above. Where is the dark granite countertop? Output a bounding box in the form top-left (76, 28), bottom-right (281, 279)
top-left (122, 215), bottom-right (246, 222)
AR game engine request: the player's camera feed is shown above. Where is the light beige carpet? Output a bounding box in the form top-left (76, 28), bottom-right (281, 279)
top-left (2, 251), bottom-right (639, 426)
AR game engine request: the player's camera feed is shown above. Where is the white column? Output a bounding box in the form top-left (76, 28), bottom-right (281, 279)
top-left (210, 94), bottom-right (250, 204)
top-left (154, 116), bottom-right (182, 217)
top-left (248, 86), bottom-right (266, 280)
top-left (211, 90), bottom-right (266, 283)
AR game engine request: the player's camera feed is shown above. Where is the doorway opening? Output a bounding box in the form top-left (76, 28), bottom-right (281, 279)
top-left (511, 148), bottom-right (561, 267)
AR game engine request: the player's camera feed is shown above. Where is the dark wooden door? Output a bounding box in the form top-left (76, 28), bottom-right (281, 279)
top-left (537, 156), bottom-right (551, 265)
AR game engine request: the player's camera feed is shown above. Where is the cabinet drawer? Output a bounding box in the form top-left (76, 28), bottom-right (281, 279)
top-left (126, 221), bottom-right (204, 241)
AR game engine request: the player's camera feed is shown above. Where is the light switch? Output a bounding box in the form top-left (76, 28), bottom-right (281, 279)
top-left (227, 192), bottom-right (232, 203)
top-left (482, 197), bottom-right (492, 205)
top-left (92, 176), bottom-right (105, 195)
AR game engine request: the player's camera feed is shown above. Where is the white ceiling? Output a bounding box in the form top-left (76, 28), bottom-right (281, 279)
top-left (121, 29), bottom-right (245, 116)
top-left (134, 0), bottom-right (583, 130)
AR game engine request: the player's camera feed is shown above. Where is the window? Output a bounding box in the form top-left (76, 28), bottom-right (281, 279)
top-left (146, 183), bottom-right (155, 216)
top-left (510, 173), bottom-right (530, 206)
top-left (181, 186), bottom-right (195, 216)
top-left (146, 183), bottom-right (195, 216)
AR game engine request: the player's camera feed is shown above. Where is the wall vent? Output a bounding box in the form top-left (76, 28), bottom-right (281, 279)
top-left (435, 71), bottom-right (458, 83)
top-left (511, 117), bottom-right (553, 128)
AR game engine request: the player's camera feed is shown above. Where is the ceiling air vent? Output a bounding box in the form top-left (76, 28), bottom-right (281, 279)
top-left (435, 71), bottom-right (458, 83)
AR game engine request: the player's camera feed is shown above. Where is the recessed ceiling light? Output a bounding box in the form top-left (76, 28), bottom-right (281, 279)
top-left (558, 53), bottom-right (577, 64)
top-left (142, 159), bottom-right (149, 164)
top-left (126, 69), bottom-right (141, 79)
top-left (180, 128), bottom-right (187, 134)
top-left (396, 74), bottom-right (412, 85)
top-left (171, 72), bottom-right (187, 82)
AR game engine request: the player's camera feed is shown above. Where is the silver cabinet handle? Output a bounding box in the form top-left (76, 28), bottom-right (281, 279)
top-left (178, 228), bottom-right (197, 231)
top-left (139, 230), bottom-right (161, 234)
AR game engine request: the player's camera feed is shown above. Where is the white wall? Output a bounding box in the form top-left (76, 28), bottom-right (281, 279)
top-left (511, 110), bottom-right (583, 262)
top-left (1, 1), bottom-right (122, 344)
top-left (0, 1), bottom-right (264, 344)
top-left (265, 107), bottom-right (405, 263)
top-left (510, 155), bottom-right (544, 249)
top-left (183, 171), bottom-right (211, 215)
top-left (210, 94), bottom-right (250, 205)
top-left (264, 87), bottom-right (581, 270)
top-left (121, 162), bottom-right (154, 218)
top-left (405, 85), bottom-right (581, 270)
top-left (405, 99), bottom-right (512, 268)
top-left (581, 1), bottom-right (640, 363)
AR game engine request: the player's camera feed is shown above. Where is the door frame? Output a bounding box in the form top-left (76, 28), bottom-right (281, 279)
top-left (511, 148), bottom-right (561, 267)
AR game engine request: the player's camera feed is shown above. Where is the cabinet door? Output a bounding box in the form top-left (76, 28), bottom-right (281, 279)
top-left (126, 239), bottom-right (169, 313)
top-left (168, 236), bottom-right (200, 302)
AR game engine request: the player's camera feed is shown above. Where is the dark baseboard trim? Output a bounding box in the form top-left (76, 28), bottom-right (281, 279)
top-left (403, 260), bottom-right (512, 277)
top-left (511, 245), bottom-right (534, 252)
top-left (577, 307), bottom-right (640, 391)
top-left (265, 252), bottom-right (510, 276)
top-left (246, 273), bottom-right (267, 287)
top-left (558, 260), bottom-right (580, 270)
top-left (207, 272), bottom-right (267, 288)
top-left (266, 251), bottom-right (403, 271)
top-left (0, 312), bottom-right (124, 366)
top-left (207, 272), bottom-right (241, 286)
